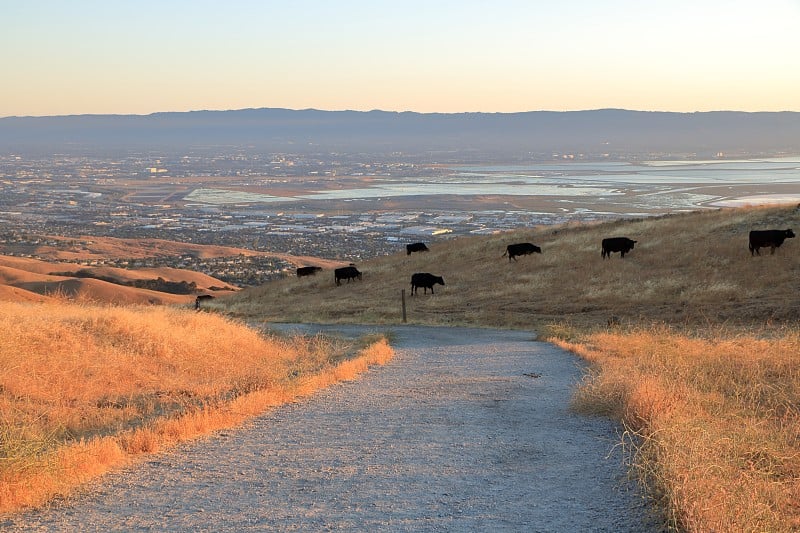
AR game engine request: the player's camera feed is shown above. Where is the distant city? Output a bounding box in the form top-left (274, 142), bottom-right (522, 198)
top-left (0, 149), bottom-right (615, 284)
top-left (3, 145), bottom-right (800, 286)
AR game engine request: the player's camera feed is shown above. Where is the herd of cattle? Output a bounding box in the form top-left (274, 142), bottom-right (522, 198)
top-left (292, 228), bottom-right (795, 294)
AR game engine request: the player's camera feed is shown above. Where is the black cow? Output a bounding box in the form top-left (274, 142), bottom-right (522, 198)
top-left (195, 294), bottom-right (214, 310)
top-left (406, 242), bottom-right (430, 255)
top-left (749, 229), bottom-right (795, 256)
top-left (334, 266), bottom-right (362, 285)
top-left (410, 272), bottom-right (445, 295)
top-left (502, 242), bottom-right (542, 261)
top-left (296, 266), bottom-right (323, 277)
top-left (601, 237), bottom-right (637, 259)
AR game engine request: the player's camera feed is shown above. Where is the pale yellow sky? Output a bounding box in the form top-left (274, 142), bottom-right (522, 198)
top-left (2, 0), bottom-right (799, 117)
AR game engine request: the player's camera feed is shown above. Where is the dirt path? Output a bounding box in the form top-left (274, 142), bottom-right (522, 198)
top-left (6, 325), bottom-right (662, 532)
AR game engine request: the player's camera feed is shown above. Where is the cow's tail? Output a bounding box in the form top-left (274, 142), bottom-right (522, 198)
top-left (501, 250), bottom-right (508, 258)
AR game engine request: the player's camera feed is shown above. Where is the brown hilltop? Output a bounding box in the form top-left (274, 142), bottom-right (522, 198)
top-left (2, 235), bottom-right (344, 268)
top-left (0, 236), bottom-right (348, 305)
top-left (0, 259), bottom-right (208, 306)
top-left (224, 204), bottom-right (800, 330)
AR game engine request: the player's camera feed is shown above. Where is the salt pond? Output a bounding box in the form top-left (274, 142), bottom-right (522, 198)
top-left (184, 157), bottom-right (800, 214)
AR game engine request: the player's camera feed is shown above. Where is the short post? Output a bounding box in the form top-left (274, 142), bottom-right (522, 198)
top-left (401, 288), bottom-right (407, 323)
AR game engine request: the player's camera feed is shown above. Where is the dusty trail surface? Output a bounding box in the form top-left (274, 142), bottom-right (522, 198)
top-left (7, 325), bottom-right (661, 532)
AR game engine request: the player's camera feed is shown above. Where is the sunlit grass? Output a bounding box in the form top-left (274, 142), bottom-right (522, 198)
top-left (551, 326), bottom-right (800, 531)
top-left (220, 204), bottom-right (800, 531)
top-left (224, 205), bottom-right (800, 330)
top-left (0, 300), bottom-right (393, 513)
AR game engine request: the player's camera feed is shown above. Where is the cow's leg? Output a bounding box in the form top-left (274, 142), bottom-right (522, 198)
top-left (770, 245), bottom-right (776, 255)
top-left (430, 286), bottom-right (434, 294)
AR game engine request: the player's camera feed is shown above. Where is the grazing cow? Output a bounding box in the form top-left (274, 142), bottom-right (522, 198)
top-left (749, 229), bottom-right (795, 256)
top-left (601, 237), bottom-right (637, 259)
top-left (406, 242), bottom-right (430, 255)
top-left (296, 266), bottom-right (323, 277)
top-left (410, 272), bottom-right (445, 295)
top-left (334, 266), bottom-right (362, 285)
top-left (195, 294), bottom-right (214, 310)
top-left (502, 242), bottom-right (542, 261)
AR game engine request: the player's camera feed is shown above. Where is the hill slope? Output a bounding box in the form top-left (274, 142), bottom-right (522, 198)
top-left (224, 205), bottom-right (800, 329)
top-left (0, 256), bottom-right (236, 305)
top-left (0, 236), bottom-right (347, 305)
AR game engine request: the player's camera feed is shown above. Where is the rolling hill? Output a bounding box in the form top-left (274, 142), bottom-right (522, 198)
top-left (222, 204), bottom-right (800, 330)
top-left (0, 235), bottom-right (350, 306)
top-left (0, 256), bottom-right (233, 306)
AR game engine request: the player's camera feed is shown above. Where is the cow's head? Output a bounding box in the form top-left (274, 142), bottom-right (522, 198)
top-left (786, 229), bottom-right (795, 238)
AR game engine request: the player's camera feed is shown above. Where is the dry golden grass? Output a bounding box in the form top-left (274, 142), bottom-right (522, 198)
top-left (0, 300), bottom-right (393, 514)
top-left (0, 255), bottom-right (241, 306)
top-left (550, 326), bottom-right (800, 532)
top-left (4, 205), bottom-right (797, 524)
top-left (224, 205), bottom-right (800, 330)
top-left (0, 234), bottom-right (346, 270)
top-left (220, 204), bottom-right (800, 531)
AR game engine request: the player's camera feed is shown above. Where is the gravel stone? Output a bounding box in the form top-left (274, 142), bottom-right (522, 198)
top-left (8, 325), bottom-right (664, 532)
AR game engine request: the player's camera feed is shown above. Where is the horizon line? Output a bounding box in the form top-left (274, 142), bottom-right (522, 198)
top-left (3, 107), bottom-right (800, 120)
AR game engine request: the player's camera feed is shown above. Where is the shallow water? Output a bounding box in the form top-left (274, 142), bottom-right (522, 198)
top-left (185, 157), bottom-right (800, 216)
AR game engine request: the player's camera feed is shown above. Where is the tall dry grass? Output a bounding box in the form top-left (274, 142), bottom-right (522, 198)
top-left (224, 205), bottom-right (800, 330)
top-left (0, 300), bottom-right (393, 514)
top-left (551, 326), bottom-right (800, 532)
top-left (220, 204), bottom-right (800, 530)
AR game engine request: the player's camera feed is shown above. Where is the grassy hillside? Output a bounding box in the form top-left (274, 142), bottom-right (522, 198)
top-left (557, 326), bottom-right (800, 531)
top-left (0, 300), bottom-right (393, 513)
top-left (4, 205), bottom-right (798, 527)
top-left (0, 255), bottom-right (239, 306)
top-left (0, 235), bottom-right (345, 268)
top-left (222, 204), bottom-right (800, 531)
top-left (224, 205), bottom-right (800, 330)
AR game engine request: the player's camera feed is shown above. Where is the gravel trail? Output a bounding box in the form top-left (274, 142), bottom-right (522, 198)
top-left (6, 325), bottom-right (662, 532)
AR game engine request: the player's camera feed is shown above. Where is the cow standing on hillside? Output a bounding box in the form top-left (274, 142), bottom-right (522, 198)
top-left (601, 237), bottom-right (637, 259)
top-left (502, 242), bottom-right (542, 261)
top-left (195, 294), bottom-right (214, 310)
top-left (749, 229), bottom-right (795, 256)
top-left (406, 242), bottom-right (429, 255)
top-left (410, 272), bottom-right (445, 295)
top-left (334, 265), bottom-right (362, 285)
top-left (296, 266), bottom-right (323, 277)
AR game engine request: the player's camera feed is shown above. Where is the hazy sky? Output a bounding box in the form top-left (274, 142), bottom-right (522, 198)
top-left (2, 0), bottom-right (799, 117)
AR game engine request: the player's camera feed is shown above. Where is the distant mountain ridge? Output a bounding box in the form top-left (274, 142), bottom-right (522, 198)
top-left (2, 108), bottom-right (800, 157)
